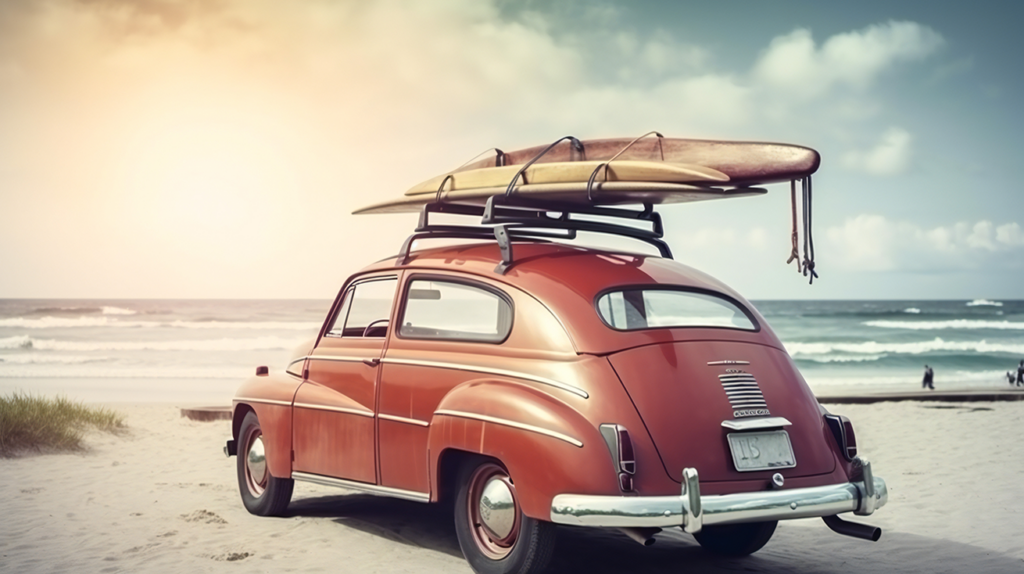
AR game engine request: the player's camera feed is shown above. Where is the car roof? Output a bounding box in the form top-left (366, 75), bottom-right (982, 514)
top-left (358, 241), bottom-right (782, 355)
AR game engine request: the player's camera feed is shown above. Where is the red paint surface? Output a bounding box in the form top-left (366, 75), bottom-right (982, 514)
top-left (232, 242), bottom-right (856, 513)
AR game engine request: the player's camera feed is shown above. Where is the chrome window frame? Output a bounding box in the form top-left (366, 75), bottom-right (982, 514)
top-left (395, 273), bottom-right (515, 345)
top-left (323, 275), bottom-right (400, 339)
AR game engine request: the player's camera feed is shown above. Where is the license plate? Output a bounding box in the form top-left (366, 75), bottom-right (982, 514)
top-left (727, 430), bottom-right (797, 472)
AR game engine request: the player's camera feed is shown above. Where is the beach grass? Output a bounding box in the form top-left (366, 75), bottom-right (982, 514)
top-left (0, 393), bottom-right (125, 457)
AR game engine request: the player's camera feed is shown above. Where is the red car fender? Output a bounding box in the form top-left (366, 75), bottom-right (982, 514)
top-left (232, 372), bottom-right (302, 479)
top-left (427, 379), bottom-right (619, 519)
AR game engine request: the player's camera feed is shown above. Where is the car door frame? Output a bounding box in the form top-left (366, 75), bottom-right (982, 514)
top-left (291, 271), bottom-right (403, 484)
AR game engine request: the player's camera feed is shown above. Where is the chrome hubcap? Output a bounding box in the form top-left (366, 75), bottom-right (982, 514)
top-left (479, 477), bottom-right (516, 540)
top-left (467, 463), bottom-right (520, 559)
top-left (246, 435), bottom-right (267, 492)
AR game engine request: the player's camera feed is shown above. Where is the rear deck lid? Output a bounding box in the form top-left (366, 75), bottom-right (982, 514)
top-left (608, 340), bottom-right (835, 483)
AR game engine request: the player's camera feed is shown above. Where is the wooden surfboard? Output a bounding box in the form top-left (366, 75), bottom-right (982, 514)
top-left (353, 135), bottom-right (817, 215)
top-left (354, 182), bottom-right (767, 215)
top-left (404, 160), bottom-right (730, 196)
top-left (453, 137), bottom-right (820, 185)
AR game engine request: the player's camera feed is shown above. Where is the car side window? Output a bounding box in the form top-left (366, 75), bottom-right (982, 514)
top-left (326, 277), bottom-right (398, 338)
top-left (399, 279), bottom-right (512, 343)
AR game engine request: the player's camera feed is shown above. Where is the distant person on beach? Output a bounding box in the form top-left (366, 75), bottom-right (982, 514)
top-left (922, 365), bottom-right (934, 390)
top-left (1010, 371), bottom-right (1017, 386)
top-left (1017, 360), bottom-right (1024, 387)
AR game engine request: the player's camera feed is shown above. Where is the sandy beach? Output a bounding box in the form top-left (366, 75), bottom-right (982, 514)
top-left (2, 400), bottom-right (1023, 573)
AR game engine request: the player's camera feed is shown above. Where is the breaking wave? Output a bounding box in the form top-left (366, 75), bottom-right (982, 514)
top-left (798, 354), bottom-right (886, 363)
top-left (864, 320), bottom-right (1024, 330)
top-left (27, 305), bottom-right (137, 315)
top-left (0, 335), bottom-right (298, 352)
top-left (966, 299), bottom-right (1003, 307)
top-left (0, 365), bottom-right (245, 379)
top-left (786, 338), bottom-right (1024, 357)
top-left (0, 354), bottom-right (109, 364)
top-left (0, 317), bottom-right (320, 330)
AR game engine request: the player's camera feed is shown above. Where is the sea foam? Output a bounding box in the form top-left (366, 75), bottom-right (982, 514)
top-left (864, 319), bottom-right (1024, 330)
top-left (966, 299), bottom-right (1003, 307)
top-left (0, 354), bottom-right (109, 364)
top-left (0, 316), bottom-right (320, 330)
top-left (0, 335), bottom-right (299, 352)
top-left (785, 337), bottom-right (1024, 357)
top-left (0, 365), bottom-right (246, 379)
top-left (101, 306), bottom-right (137, 315)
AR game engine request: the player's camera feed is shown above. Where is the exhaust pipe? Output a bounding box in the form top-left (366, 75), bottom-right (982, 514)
top-left (619, 527), bottom-right (661, 546)
top-left (823, 514), bottom-right (882, 541)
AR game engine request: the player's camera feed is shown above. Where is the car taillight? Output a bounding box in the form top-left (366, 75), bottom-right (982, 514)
top-left (599, 424), bottom-right (636, 492)
top-left (825, 414), bottom-right (858, 461)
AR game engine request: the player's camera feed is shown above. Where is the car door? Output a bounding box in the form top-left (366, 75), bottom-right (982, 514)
top-left (376, 274), bottom-right (515, 493)
top-left (292, 274), bottom-right (398, 483)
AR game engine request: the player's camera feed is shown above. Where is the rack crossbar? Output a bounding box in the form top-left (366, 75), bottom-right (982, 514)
top-left (397, 196), bottom-right (673, 273)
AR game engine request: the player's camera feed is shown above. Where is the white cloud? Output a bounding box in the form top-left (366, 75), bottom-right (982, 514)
top-left (826, 215), bottom-right (1024, 272)
top-left (842, 127), bottom-right (912, 176)
top-left (753, 21), bottom-right (944, 99)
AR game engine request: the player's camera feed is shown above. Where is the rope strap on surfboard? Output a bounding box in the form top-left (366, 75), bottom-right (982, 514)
top-left (586, 131), bottom-right (665, 202)
top-left (787, 176), bottom-right (818, 284)
top-left (505, 136), bottom-right (584, 197)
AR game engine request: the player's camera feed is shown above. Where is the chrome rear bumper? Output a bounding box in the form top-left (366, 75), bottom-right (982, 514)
top-left (550, 458), bottom-right (886, 534)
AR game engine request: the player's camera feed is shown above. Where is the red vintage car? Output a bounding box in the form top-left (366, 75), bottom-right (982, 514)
top-left (225, 136), bottom-right (887, 574)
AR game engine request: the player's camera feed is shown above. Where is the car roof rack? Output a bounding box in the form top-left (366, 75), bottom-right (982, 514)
top-left (397, 195), bottom-right (671, 275)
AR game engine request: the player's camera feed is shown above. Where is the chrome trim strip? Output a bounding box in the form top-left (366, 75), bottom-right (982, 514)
top-left (286, 357), bottom-right (305, 377)
top-left (383, 357), bottom-right (589, 399)
top-left (551, 472), bottom-right (888, 529)
top-left (292, 471), bottom-right (430, 503)
top-left (293, 402), bottom-right (374, 417)
top-left (234, 397), bottom-right (291, 407)
top-left (306, 355), bottom-right (374, 364)
top-left (378, 413), bottom-right (430, 427)
top-left (707, 360), bottom-right (750, 365)
top-left (434, 409), bottom-right (584, 447)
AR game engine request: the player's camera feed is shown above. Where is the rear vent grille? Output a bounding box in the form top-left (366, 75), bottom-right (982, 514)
top-left (719, 373), bottom-right (770, 416)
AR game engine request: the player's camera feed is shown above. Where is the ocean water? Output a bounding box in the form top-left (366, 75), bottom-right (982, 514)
top-left (755, 299), bottom-right (1024, 394)
top-left (0, 298), bottom-right (1021, 403)
top-left (0, 299), bottom-right (328, 403)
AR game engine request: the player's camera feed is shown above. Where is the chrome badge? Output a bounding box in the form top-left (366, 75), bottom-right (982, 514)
top-left (718, 371), bottom-right (771, 418)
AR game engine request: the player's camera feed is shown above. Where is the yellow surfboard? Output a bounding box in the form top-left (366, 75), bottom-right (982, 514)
top-left (404, 160), bottom-right (729, 196)
top-left (355, 182), bottom-right (765, 215)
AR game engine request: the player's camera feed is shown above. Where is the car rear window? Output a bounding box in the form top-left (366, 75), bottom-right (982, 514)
top-left (596, 288), bottom-right (757, 331)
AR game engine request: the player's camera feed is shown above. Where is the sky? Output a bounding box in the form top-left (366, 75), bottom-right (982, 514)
top-left (0, 0), bottom-right (1021, 300)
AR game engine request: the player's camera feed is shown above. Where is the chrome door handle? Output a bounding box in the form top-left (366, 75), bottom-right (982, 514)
top-left (363, 357), bottom-right (381, 367)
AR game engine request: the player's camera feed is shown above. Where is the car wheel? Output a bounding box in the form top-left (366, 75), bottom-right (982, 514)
top-left (454, 459), bottom-right (555, 574)
top-left (693, 520), bottom-right (777, 556)
top-left (237, 410), bottom-right (293, 516)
